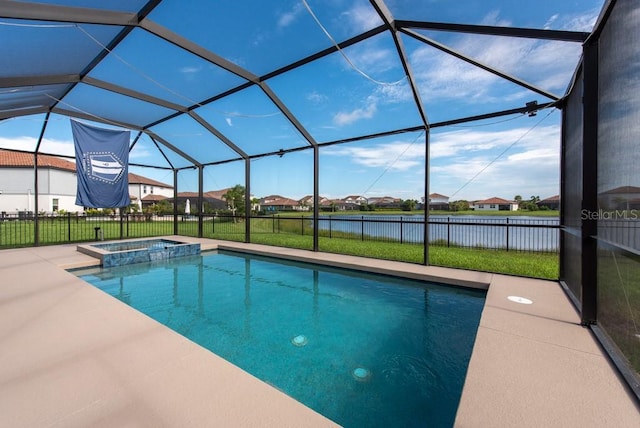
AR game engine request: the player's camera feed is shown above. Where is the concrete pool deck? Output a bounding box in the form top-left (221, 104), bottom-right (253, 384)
top-left (0, 237), bottom-right (638, 427)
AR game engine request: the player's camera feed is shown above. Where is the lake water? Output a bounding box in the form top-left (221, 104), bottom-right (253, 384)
top-left (317, 215), bottom-right (559, 252)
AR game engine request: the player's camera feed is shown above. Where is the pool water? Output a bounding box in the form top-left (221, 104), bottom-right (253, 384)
top-left (77, 250), bottom-right (485, 427)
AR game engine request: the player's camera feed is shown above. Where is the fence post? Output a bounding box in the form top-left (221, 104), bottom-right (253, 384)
top-left (400, 216), bottom-right (403, 244)
top-left (506, 217), bottom-right (509, 252)
top-left (329, 216), bottom-right (332, 239)
top-left (212, 216), bottom-right (215, 234)
top-left (67, 212), bottom-right (71, 242)
top-left (447, 217), bottom-right (450, 247)
top-left (361, 216), bottom-right (364, 241)
top-left (301, 216), bottom-right (304, 236)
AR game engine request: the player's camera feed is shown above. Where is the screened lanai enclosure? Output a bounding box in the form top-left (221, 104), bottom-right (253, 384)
top-left (0, 0), bottom-right (639, 401)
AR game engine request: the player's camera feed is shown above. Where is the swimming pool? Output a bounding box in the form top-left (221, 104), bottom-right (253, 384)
top-left (76, 250), bottom-right (485, 427)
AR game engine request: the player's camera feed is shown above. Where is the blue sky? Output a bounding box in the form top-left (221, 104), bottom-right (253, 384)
top-left (0, 0), bottom-right (604, 202)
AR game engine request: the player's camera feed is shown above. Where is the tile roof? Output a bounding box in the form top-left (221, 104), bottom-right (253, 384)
top-left (127, 172), bottom-right (172, 188)
top-left (475, 197), bottom-right (515, 205)
top-left (599, 186), bottom-right (640, 195)
top-left (429, 193), bottom-right (449, 199)
top-left (0, 149), bottom-right (76, 172)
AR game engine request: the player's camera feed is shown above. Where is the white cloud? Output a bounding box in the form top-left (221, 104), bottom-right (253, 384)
top-left (428, 124), bottom-right (561, 200)
top-left (430, 125), bottom-right (559, 159)
top-left (333, 98), bottom-right (378, 126)
top-left (179, 66), bottom-right (201, 74)
top-left (409, 9), bottom-right (597, 103)
top-left (342, 3), bottom-right (382, 32)
top-left (324, 140), bottom-right (424, 170)
top-left (0, 136), bottom-right (74, 156)
top-left (544, 14), bottom-right (559, 29)
top-left (278, 3), bottom-right (304, 28)
top-left (225, 117), bottom-right (233, 127)
top-left (307, 90), bottom-right (328, 104)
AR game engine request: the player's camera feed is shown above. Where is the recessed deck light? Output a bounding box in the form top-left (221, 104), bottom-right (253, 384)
top-left (507, 295), bottom-right (533, 305)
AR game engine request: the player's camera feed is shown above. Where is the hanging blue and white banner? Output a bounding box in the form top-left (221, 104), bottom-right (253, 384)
top-left (72, 120), bottom-right (131, 208)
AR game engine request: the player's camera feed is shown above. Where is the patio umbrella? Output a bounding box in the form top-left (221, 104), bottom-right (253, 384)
top-left (185, 199), bottom-right (190, 215)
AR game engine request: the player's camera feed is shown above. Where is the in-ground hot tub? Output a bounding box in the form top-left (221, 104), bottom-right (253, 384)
top-left (77, 238), bottom-right (200, 267)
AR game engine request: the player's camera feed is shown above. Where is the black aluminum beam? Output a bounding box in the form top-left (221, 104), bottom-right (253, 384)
top-left (259, 83), bottom-right (318, 147)
top-left (140, 20), bottom-right (259, 84)
top-left (83, 77), bottom-right (188, 113)
top-left (0, 74), bottom-right (79, 88)
top-left (0, 106), bottom-right (49, 120)
top-left (395, 20), bottom-right (589, 42)
top-left (0, 0), bottom-right (138, 25)
top-left (370, 0), bottom-right (430, 128)
top-left (187, 111), bottom-right (249, 159)
top-left (580, 41), bottom-right (599, 325)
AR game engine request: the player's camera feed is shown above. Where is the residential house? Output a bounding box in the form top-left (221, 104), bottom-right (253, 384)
top-left (428, 193), bottom-right (449, 210)
top-left (473, 197), bottom-right (519, 211)
top-left (128, 172), bottom-right (174, 209)
top-left (260, 195), bottom-right (302, 212)
top-left (598, 186), bottom-right (640, 210)
top-left (0, 149), bottom-right (173, 214)
top-left (342, 195), bottom-right (367, 209)
top-left (176, 191), bottom-right (228, 213)
top-left (367, 196), bottom-right (402, 209)
top-left (537, 195), bottom-right (560, 210)
top-left (298, 195), bottom-right (331, 210)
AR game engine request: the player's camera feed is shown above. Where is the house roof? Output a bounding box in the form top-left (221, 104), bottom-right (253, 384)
top-left (0, 149), bottom-right (76, 172)
top-left (429, 193), bottom-right (449, 199)
top-left (475, 197), bottom-right (516, 205)
top-left (127, 172), bottom-right (173, 189)
top-left (0, 149), bottom-right (173, 189)
top-left (261, 195), bottom-right (299, 206)
top-left (141, 194), bottom-right (167, 202)
top-left (538, 195), bottom-right (560, 203)
top-left (599, 186), bottom-right (640, 195)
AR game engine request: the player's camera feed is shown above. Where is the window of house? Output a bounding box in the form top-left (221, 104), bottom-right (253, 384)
top-left (478, 204), bottom-right (484, 208)
top-left (150, 186), bottom-right (154, 194)
top-left (52, 198), bottom-right (59, 212)
top-left (490, 204), bottom-right (496, 208)
top-left (143, 185), bottom-right (147, 193)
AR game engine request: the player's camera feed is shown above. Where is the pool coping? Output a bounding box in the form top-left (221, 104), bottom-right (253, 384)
top-left (1, 237), bottom-right (638, 427)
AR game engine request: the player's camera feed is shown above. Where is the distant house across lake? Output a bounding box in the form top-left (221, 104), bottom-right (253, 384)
top-left (472, 197), bottom-right (519, 211)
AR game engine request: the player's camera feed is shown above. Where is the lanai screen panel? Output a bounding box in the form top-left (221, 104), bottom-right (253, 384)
top-left (561, 70), bottom-right (584, 303)
top-left (86, 28), bottom-right (247, 108)
top-left (145, 0), bottom-right (364, 76)
top-left (595, 0), bottom-right (640, 378)
top-left (387, 0), bottom-right (604, 30)
top-left (0, 19), bottom-right (121, 78)
top-left (268, 31), bottom-right (423, 143)
top-left (195, 85), bottom-right (309, 156)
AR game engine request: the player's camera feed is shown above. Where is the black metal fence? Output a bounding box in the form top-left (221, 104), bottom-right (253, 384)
top-left (0, 212), bottom-right (560, 253)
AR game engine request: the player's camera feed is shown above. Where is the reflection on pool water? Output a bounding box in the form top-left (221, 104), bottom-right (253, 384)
top-left (76, 250), bottom-right (485, 427)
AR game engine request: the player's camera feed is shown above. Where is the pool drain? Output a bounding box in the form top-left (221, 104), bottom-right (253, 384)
top-left (352, 367), bottom-right (371, 381)
top-left (291, 334), bottom-right (308, 347)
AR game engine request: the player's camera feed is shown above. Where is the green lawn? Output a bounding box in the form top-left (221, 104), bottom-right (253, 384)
top-left (1, 216), bottom-right (559, 280)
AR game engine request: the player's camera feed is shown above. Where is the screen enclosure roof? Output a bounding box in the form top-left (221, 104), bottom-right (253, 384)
top-left (0, 0), bottom-right (601, 170)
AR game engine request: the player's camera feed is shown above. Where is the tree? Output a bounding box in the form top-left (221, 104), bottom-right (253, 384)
top-left (401, 199), bottom-right (417, 211)
top-left (514, 195), bottom-right (522, 203)
top-left (449, 200), bottom-right (470, 211)
top-left (222, 185), bottom-right (246, 220)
